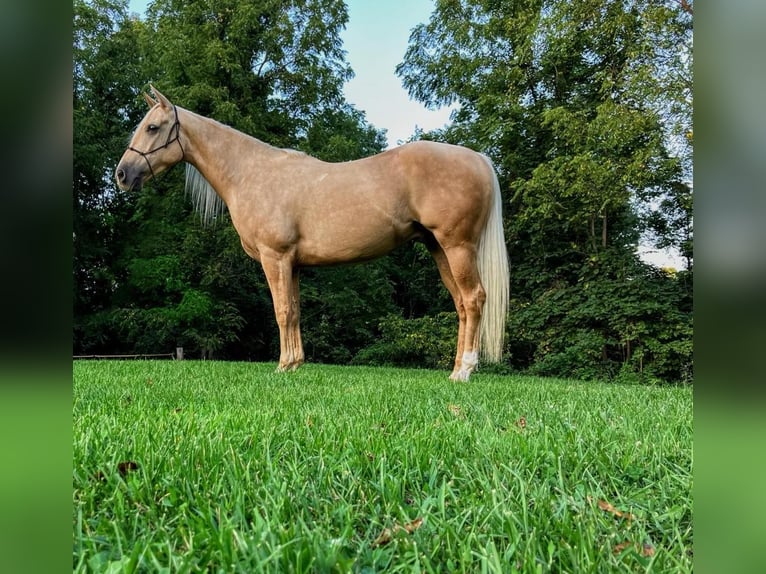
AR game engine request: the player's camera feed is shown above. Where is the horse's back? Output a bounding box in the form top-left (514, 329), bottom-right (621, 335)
top-left (286, 140), bottom-right (494, 263)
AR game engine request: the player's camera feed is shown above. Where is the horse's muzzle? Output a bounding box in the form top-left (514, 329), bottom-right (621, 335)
top-left (115, 163), bottom-right (144, 191)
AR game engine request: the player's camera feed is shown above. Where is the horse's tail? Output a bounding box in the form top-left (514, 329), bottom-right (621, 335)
top-left (477, 155), bottom-right (510, 363)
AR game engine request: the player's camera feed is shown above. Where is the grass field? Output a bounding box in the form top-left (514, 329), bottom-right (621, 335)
top-left (73, 361), bottom-right (692, 572)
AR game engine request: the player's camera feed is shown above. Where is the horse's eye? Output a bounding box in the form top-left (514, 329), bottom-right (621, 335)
top-left (147, 124), bottom-right (158, 132)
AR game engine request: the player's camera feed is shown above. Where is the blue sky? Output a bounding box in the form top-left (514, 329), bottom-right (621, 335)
top-left (127, 0), bottom-right (452, 148)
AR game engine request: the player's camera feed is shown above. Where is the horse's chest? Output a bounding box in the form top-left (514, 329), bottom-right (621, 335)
top-left (239, 239), bottom-right (260, 261)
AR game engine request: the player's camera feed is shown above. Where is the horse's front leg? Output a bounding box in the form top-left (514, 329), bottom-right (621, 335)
top-left (261, 256), bottom-right (305, 372)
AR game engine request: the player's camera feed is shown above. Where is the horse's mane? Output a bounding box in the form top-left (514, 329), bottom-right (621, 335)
top-left (185, 163), bottom-right (226, 226)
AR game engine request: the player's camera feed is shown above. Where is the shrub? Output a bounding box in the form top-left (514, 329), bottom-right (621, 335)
top-left (353, 312), bottom-right (458, 370)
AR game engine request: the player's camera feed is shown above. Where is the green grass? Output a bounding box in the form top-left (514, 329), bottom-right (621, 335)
top-left (73, 361), bottom-right (692, 573)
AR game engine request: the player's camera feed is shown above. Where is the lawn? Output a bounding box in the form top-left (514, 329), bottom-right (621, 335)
top-left (73, 360), bottom-right (693, 572)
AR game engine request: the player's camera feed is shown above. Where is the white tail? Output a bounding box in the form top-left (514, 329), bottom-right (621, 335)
top-left (477, 155), bottom-right (510, 362)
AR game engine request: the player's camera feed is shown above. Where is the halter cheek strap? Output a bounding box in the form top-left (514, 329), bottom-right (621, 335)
top-left (128, 105), bottom-right (185, 180)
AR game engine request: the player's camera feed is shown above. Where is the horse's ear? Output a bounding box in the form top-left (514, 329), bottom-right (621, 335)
top-left (143, 91), bottom-right (157, 109)
top-left (150, 85), bottom-right (173, 110)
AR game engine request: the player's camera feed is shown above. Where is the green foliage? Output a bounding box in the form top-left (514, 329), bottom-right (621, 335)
top-left (73, 0), bottom-right (387, 362)
top-left (353, 313), bottom-right (458, 371)
top-left (73, 0), bottom-right (145, 320)
top-left (508, 254), bottom-right (692, 383)
top-left (397, 0), bottom-right (693, 382)
top-left (293, 263), bottom-right (395, 364)
top-left (299, 105), bottom-right (388, 161)
top-left (142, 0), bottom-right (352, 143)
top-left (101, 249), bottom-right (246, 356)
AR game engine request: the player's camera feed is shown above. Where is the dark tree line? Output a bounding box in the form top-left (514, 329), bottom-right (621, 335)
top-left (74, 0), bottom-right (692, 383)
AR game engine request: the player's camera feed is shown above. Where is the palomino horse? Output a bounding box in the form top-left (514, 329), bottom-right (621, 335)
top-left (116, 86), bottom-right (509, 381)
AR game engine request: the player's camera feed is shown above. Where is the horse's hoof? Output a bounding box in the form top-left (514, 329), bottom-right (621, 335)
top-left (276, 361), bottom-right (303, 373)
top-left (449, 370), bottom-right (471, 382)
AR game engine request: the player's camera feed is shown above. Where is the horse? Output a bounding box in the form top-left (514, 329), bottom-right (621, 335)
top-left (116, 86), bottom-right (509, 381)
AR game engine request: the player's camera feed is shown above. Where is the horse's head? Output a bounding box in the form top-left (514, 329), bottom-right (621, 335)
top-left (115, 86), bottom-right (185, 191)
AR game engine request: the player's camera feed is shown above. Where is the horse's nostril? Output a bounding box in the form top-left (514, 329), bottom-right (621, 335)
top-left (117, 168), bottom-right (126, 182)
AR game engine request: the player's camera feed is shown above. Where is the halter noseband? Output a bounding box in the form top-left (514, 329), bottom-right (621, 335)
top-left (128, 105), bottom-right (185, 180)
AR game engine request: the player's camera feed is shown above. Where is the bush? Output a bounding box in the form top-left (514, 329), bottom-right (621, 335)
top-left (353, 312), bottom-right (458, 370)
top-left (507, 257), bottom-right (693, 384)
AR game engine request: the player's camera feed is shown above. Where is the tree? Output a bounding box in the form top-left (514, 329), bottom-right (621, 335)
top-left (74, 0), bottom-right (397, 361)
top-left (73, 0), bottom-right (146, 352)
top-left (74, 0), bottom-right (693, 381)
top-left (140, 0), bottom-right (353, 145)
top-left (299, 105), bottom-right (388, 161)
top-left (397, 0), bottom-right (693, 381)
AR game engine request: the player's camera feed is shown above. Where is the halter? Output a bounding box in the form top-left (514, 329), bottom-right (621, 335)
top-left (128, 105), bottom-right (185, 180)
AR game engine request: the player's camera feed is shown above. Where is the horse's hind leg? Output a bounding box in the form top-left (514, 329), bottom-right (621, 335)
top-left (261, 256), bottom-right (305, 372)
top-left (426, 241), bottom-right (466, 378)
top-left (441, 245), bottom-right (486, 382)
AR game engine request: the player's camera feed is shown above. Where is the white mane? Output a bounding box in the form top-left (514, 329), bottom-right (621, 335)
top-left (185, 163), bottom-right (226, 226)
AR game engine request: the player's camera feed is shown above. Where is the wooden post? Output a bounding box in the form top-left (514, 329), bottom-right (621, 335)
top-left (176, 347), bottom-right (184, 360)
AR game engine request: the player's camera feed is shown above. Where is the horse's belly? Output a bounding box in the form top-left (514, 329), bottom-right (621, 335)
top-left (296, 217), bottom-right (414, 266)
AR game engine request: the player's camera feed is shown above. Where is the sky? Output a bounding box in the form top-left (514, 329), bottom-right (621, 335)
top-left (127, 0), bottom-right (452, 148)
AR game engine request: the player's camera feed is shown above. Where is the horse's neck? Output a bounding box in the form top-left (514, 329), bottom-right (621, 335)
top-left (180, 108), bottom-right (280, 204)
